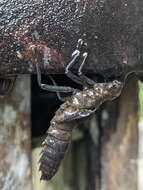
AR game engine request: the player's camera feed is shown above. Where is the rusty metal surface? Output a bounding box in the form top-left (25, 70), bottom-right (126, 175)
top-left (0, 0), bottom-right (143, 79)
top-left (0, 76), bottom-right (32, 190)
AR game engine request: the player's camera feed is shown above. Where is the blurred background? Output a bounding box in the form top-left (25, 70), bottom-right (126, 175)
top-left (0, 74), bottom-right (142, 190)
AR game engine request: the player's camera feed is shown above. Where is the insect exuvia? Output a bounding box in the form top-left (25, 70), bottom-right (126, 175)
top-left (39, 80), bottom-right (123, 180)
top-left (36, 39), bottom-right (124, 180)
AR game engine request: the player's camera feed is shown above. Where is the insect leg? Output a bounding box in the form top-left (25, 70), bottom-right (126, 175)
top-left (65, 49), bottom-right (85, 85)
top-left (48, 75), bottom-right (68, 102)
top-left (65, 38), bottom-right (95, 86)
top-left (36, 63), bottom-right (75, 93)
top-left (78, 52), bottom-right (96, 86)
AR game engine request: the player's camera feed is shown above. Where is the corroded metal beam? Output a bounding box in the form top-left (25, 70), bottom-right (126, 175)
top-left (0, 0), bottom-right (143, 79)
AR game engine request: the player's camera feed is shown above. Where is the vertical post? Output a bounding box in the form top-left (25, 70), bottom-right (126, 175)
top-left (0, 76), bottom-right (32, 190)
top-left (101, 77), bottom-right (138, 190)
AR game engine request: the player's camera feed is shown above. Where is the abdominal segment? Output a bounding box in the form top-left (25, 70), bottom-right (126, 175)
top-left (39, 121), bottom-right (73, 180)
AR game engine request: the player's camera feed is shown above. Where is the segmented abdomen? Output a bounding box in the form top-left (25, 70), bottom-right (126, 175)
top-left (39, 80), bottom-right (123, 180)
top-left (39, 115), bottom-right (74, 180)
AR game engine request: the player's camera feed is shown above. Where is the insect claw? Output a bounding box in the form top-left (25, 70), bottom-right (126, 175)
top-left (71, 49), bottom-right (80, 57)
top-left (77, 38), bottom-right (84, 48)
top-left (83, 52), bottom-right (88, 57)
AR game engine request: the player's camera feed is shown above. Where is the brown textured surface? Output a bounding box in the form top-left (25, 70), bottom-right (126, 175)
top-left (0, 0), bottom-right (143, 78)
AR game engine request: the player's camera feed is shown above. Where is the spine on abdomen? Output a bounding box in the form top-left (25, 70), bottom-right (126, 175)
top-left (39, 119), bottom-right (74, 180)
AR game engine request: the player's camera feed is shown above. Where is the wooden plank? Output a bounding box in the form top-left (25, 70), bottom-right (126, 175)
top-left (101, 77), bottom-right (138, 190)
top-left (0, 76), bottom-right (32, 190)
